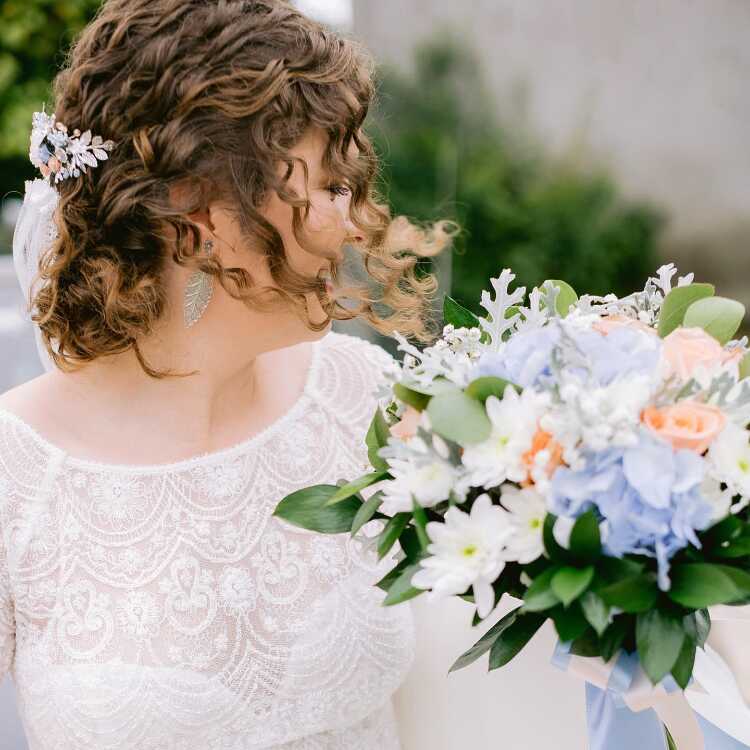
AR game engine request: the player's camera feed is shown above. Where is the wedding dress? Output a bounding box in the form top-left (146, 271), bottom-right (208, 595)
top-left (0, 331), bottom-right (416, 750)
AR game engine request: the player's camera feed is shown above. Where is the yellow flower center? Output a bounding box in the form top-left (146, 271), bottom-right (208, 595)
top-left (739, 459), bottom-right (749, 473)
top-left (529, 518), bottom-right (541, 529)
top-left (462, 544), bottom-right (478, 557)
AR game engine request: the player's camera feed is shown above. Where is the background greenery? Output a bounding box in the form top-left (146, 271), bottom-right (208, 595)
top-left (0, 4), bottom-right (663, 310)
top-left (370, 39), bottom-right (663, 310)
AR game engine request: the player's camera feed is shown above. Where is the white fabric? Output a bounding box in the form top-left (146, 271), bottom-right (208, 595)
top-left (0, 332), bottom-right (415, 750)
top-left (11, 178), bottom-right (59, 373)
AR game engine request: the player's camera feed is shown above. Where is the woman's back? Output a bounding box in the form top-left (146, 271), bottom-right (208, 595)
top-left (0, 333), bottom-right (415, 750)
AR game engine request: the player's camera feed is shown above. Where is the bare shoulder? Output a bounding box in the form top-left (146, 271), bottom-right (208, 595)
top-left (0, 372), bottom-right (68, 430)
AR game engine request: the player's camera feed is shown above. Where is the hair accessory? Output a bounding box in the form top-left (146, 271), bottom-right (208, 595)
top-left (184, 239), bottom-right (215, 328)
top-left (29, 108), bottom-right (115, 184)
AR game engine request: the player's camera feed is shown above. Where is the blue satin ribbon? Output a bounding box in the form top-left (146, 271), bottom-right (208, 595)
top-left (552, 642), bottom-right (668, 749)
top-left (698, 716), bottom-right (750, 749)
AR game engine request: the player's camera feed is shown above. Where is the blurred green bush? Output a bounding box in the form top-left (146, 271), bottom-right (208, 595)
top-left (0, 0), bottom-right (102, 251)
top-left (370, 39), bottom-right (664, 309)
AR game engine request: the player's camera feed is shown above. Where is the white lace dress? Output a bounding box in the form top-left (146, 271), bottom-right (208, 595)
top-left (0, 332), bottom-right (416, 750)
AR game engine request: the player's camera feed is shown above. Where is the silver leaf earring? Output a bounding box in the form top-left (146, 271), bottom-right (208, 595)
top-left (184, 238), bottom-right (214, 328)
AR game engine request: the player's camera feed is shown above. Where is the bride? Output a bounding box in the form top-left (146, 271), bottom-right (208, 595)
top-left (0, 1), bottom-right (453, 747)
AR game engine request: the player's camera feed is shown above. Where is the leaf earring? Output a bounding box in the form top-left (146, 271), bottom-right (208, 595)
top-left (184, 238), bottom-right (214, 328)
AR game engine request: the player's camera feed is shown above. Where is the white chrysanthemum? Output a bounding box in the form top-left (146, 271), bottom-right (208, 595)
top-left (461, 386), bottom-right (545, 488)
top-left (542, 374), bottom-right (655, 465)
top-left (379, 435), bottom-right (464, 514)
top-left (498, 484), bottom-right (546, 564)
top-left (411, 494), bottom-right (513, 617)
top-left (708, 422), bottom-right (750, 507)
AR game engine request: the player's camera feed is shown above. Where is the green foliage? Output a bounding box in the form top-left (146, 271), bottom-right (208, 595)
top-left (371, 37), bottom-right (663, 309)
top-left (657, 283), bottom-right (715, 337)
top-left (0, 0), bottom-right (103, 230)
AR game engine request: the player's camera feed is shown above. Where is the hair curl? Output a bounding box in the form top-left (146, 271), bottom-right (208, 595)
top-left (32, 0), bottom-right (455, 376)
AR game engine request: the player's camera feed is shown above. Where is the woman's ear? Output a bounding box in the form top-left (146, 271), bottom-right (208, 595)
top-left (168, 179), bottom-right (216, 234)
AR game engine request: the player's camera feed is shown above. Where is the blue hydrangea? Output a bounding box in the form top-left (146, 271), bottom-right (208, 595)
top-left (548, 431), bottom-right (713, 589)
top-left (475, 323), bottom-right (661, 390)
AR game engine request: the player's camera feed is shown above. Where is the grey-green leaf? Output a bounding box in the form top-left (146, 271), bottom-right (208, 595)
top-left (683, 296), bottom-right (746, 345)
top-left (657, 283), bottom-right (715, 338)
top-left (426, 388), bottom-right (492, 446)
top-left (546, 279), bottom-right (578, 317)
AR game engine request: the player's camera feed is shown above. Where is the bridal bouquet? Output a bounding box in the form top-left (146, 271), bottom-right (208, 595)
top-left (274, 265), bottom-right (750, 689)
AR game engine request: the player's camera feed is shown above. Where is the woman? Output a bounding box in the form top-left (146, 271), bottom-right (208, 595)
top-left (0, 1), bottom-right (451, 747)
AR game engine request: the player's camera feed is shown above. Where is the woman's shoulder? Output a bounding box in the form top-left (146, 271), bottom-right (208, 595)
top-left (312, 330), bottom-right (398, 412)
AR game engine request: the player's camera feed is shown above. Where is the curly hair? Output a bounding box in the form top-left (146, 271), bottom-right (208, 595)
top-left (32, 0), bottom-right (454, 376)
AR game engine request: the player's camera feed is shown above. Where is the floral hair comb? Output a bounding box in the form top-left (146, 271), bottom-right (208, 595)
top-left (29, 108), bottom-right (115, 184)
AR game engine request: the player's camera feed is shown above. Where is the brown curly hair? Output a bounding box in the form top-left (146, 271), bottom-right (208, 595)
top-left (32, 0), bottom-right (454, 376)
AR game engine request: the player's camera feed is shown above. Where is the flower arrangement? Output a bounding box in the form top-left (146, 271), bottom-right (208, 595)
top-left (274, 265), bottom-right (750, 689)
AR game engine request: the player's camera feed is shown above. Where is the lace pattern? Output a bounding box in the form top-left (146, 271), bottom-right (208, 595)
top-left (0, 333), bottom-right (414, 750)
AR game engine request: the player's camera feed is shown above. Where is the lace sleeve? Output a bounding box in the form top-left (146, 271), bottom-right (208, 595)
top-left (0, 502), bottom-right (15, 682)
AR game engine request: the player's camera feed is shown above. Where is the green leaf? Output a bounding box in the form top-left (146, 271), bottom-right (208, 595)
top-left (580, 591), bottom-right (611, 636)
top-left (350, 492), bottom-right (384, 537)
top-left (488, 612), bottom-right (545, 670)
top-left (665, 726), bottom-right (678, 750)
top-left (671, 637), bottom-right (697, 689)
top-left (325, 470), bottom-right (389, 506)
top-left (426, 388), bottom-right (492, 446)
top-left (377, 512), bottom-right (411, 560)
top-left (375, 557), bottom-right (411, 593)
top-left (411, 498), bottom-right (430, 550)
top-left (695, 609), bottom-right (711, 647)
top-left (273, 485), bottom-right (361, 533)
top-left (740, 352), bottom-right (750, 380)
top-left (523, 567), bottom-right (561, 612)
top-left (551, 602), bottom-right (590, 642)
top-left (543, 514), bottom-right (570, 563)
top-left (599, 617), bottom-right (630, 662)
top-left (366, 409), bottom-right (391, 471)
top-left (383, 562), bottom-right (425, 606)
top-left (569, 629), bottom-right (601, 657)
top-left (444, 295), bottom-right (481, 329)
top-left (545, 279), bottom-right (578, 317)
top-left (568, 511), bottom-right (602, 564)
top-left (449, 606), bottom-right (521, 673)
top-left (657, 283), bottom-right (715, 338)
top-left (668, 563), bottom-right (743, 608)
top-left (683, 296), bottom-right (746, 345)
top-left (598, 574), bottom-right (659, 613)
top-left (596, 556), bottom-right (645, 583)
top-left (636, 610), bottom-right (686, 684)
top-left (465, 376), bottom-right (518, 403)
top-left (551, 565), bottom-right (595, 607)
top-left (393, 382), bottom-right (430, 411)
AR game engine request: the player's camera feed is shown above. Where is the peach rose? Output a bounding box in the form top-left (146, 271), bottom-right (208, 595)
top-left (662, 327), bottom-right (739, 382)
top-left (592, 314), bottom-right (657, 337)
top-left (390, 405), bottom-right (422, 441)
top-left (521, 428), bottom-right (564, 486)
top-left (642, 402), bottom-right (727, 454)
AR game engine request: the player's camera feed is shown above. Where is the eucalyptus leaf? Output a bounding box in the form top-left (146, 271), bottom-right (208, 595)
top-left (465, 376), bottom-right (519, 403)
top-left (740, 352), bottom-right (750, 381)
top-left (393, 382), bottom-right (430, 411)
top-left (545, 279), bottom-right (578, 317)
top-left (683, 296), bottom-right (746, 345)
top-left (273, 485), bottom-right (361, 534)
top-left (426, 388), bottom-right (492, 445)
top-left (657, 283), bottom-right (715, 338)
